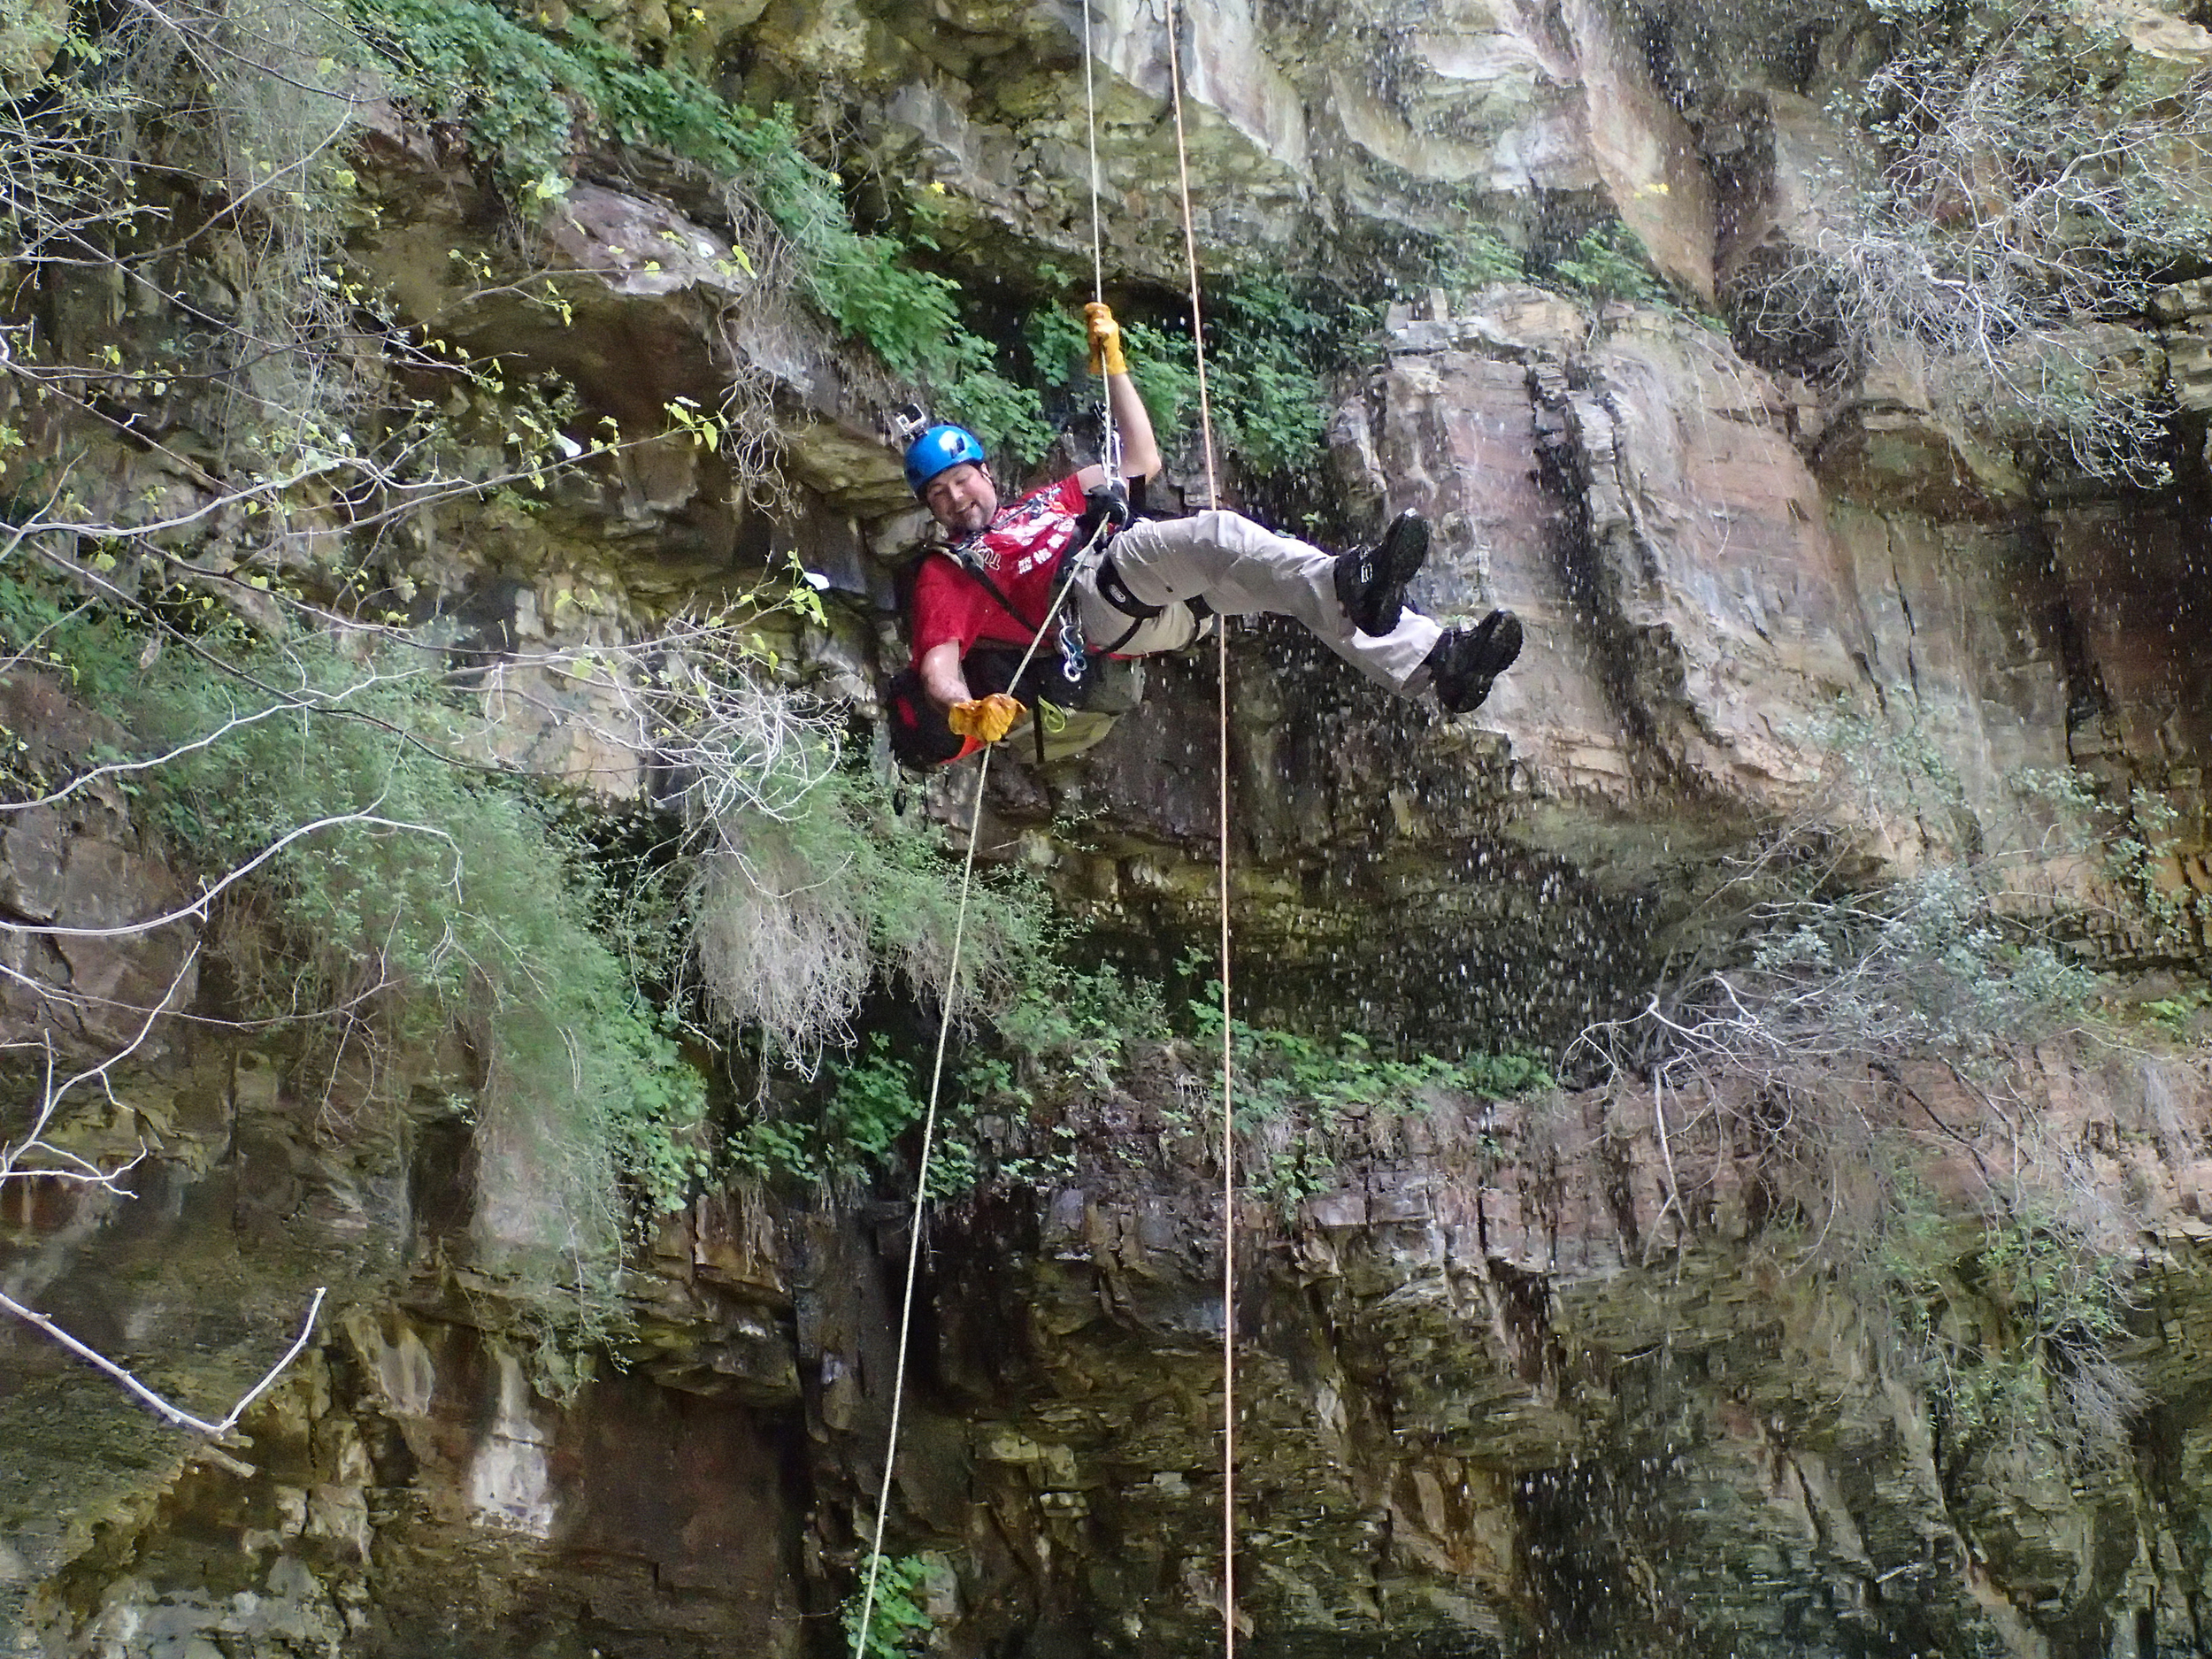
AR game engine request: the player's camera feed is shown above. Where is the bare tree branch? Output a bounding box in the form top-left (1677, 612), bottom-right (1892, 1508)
top-left (0, 811), bottom-right (455, 939)
top-left (0, 1284), bottom-right (326, 1438)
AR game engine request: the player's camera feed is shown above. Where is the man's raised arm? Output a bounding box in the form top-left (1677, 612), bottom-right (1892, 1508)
top-left (1087, 303), bottom-right (1161, 483)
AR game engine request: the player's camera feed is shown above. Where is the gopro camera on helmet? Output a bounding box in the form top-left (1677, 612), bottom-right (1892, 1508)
top-left (887, 402), bottom-right (930, 450)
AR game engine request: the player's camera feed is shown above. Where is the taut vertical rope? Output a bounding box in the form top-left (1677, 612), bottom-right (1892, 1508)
top-left (1080, 0), bottom-right (1106, 303)
top-left (1160, 0), bottom-right (1237, 1650)
top-left (1079, 0), bottom-right (1120, 477)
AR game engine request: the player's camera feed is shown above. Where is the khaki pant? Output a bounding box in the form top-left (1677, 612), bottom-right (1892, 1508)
top-left (1072, 511), bottom-right (1441, 695)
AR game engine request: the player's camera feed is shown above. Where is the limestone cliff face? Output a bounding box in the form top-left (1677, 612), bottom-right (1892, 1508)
top-left (5, 0), bottom-right (2212, 1653)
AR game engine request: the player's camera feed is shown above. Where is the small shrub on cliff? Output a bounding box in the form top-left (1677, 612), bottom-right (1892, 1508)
top-left (995, 961), bottom-right (1171, 1087)
top-left (1569, 704), bottom-right (2155, 1478)
top-left (1548, 224), bottom-right (1675, 310)
top-left (842, 1553), bottom-right (939, 1658)
top-left (2016, 766), bottom-right (2204, 963)
top-left (1874, 1183), bottom-right (2144, 1473)
top-left (1433, 221), bottom-right (1526, 293)
top-left (1725, 0), bottom-right (2209, 480)
top-left (1205, 280), bottom-right (1341, 477)
top-left (727, 1037), bottom-right (919, 1190)
top-left (683, 758), bottom-right (1054, 1076)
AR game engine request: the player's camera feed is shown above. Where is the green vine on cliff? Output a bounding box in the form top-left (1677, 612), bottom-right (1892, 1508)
top-left (0, 580), bottom-right (717, 1225)
top-left (0, 556), bottom-right (1033, 1373)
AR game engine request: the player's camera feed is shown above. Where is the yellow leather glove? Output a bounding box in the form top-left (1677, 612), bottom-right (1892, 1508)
top-left (947, 692), bottom-right (1024, 745)
top-left (1085, 301), bottom-right (1127, 377)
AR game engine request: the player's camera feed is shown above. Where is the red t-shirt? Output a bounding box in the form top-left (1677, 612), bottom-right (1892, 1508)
top-left (910, 476), bottom-right (1088, 664)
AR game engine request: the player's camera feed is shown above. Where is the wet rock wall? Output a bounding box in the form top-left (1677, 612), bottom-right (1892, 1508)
top-left (17, 1029), bottom-right (2212, 1659)
top-left (4, 0), bottom-right (2212, 1646)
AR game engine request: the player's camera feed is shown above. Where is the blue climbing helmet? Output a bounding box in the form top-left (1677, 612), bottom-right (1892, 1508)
top-left (903, 424), bottom-right (988, 495)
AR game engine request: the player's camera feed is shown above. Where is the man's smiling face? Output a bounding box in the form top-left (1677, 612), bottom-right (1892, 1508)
top-left (923, 462), bottom-right (998, 536)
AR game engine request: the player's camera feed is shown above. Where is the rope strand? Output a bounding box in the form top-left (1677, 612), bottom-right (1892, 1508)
top-left (854, 18), bottom-right (1120, 1617)
top-left (849, 747), bottom-right (986, 1655)
top-left (848, 541), bottom-right (1102, 1659)
top-left (1160, 0), bottom-right (1237, 1649)
top-left (1081, 0), bottom-right (1105, 303)
top-left (1080, 0), bottom-right (1121, 485)
top-left (856, 11), bottom-right (1235, 1650)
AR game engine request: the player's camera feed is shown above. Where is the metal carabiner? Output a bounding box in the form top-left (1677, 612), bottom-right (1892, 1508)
top-left (1057, 610), bottom-right (1089, 684)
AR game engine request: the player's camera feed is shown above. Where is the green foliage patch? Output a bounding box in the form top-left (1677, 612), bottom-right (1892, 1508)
top-left (2016, 765), bottom-right (2205, 962)
top-left (1418, 217), bottom-right (1730, 335)
top-left (1193, 1005), bottom-right (1552, 1128)
top-left (0, 583), bottom-right (718, 1229)
top-left (726, 961), bottom-right (1156, 1199)
top-left (1181, 979), bottom-right (1553, 1212)
top-left (1024, 278), bottom-right (1366, 482)
top-left (1432, 221), bottom-right (1526, 291)
top-left (345, 0), bottom-right (1048, 458)
top-left (842, 1554), bottom-right (940, 1658)
top-left (1547, 223), bottom-right (1676, 310)
top-left (729, 1035), bottom-right (930, 1192)
top-left (721, 941), bottom-right (1549, 1217)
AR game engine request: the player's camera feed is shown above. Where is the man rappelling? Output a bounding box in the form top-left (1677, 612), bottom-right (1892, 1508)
top-left (889, 303), bottom-right (1524, 764)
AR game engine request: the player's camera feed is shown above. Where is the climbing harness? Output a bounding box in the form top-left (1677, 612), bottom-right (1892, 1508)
top-left (935, 495), bottom-right (1125, 762)
top-left (852, 3), bottom-right (1240, 1647)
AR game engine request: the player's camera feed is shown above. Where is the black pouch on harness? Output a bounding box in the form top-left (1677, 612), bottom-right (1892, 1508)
top-left (884, 665), bottom-right (967, 769)
top-left (970, 641), bottom-right (1100, 708)
top-left (883, 643), bottom-right (1110, 771)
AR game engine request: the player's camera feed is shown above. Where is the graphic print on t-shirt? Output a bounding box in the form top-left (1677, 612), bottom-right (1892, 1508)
top-left (966, 480), bottom-right (1083, 578)
top-left (910, 477), bottom-right (1087, 661)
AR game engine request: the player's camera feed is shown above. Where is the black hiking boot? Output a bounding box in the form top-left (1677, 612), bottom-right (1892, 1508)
top-left (1333, 511), bottom-right (1429, 636)
top-left (1427, 609), bottom-right (1524, 714)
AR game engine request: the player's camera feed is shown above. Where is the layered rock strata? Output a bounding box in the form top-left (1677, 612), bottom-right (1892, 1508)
top-left (14, 1026), bottom-right (2212, 1659)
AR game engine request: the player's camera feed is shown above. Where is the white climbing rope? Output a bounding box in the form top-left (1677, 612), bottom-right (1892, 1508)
top-left (1081, 0), bottom-right (1106, 303)
top-left (850, 7), bottom-right (1234, 1647)
top-left (1158, 0), bottom-right (1240, 1649)
top-left (849, 73), bottom-right (1116, 1612)
top-left (848, 554), bottom-right (1092, 1658)
top-left (1080, 0), bottom-right (1122, 480)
